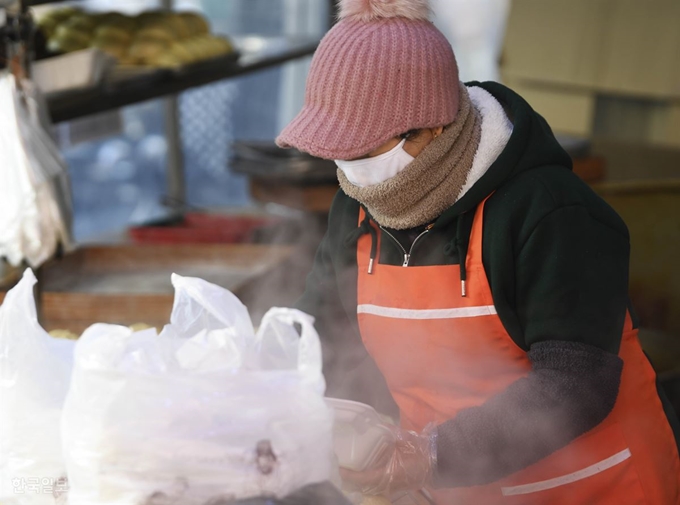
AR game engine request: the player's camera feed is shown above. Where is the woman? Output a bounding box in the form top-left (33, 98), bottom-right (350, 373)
top-left (276, 1), bottom-right (680, 503)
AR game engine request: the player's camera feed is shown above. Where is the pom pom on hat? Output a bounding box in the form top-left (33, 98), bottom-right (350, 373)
top-left (339, 0), bottom-right (431, 22)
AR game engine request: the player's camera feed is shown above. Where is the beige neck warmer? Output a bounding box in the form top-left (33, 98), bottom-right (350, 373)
top-left (338, 84), bottom-right (482, 230)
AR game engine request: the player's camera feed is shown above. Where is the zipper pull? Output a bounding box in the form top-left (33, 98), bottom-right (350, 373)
top-left (403, 254), bottom-right (409, 267)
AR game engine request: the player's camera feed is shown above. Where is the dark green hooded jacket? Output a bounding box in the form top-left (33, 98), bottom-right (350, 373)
top-left (296, 82), bottom-right (679, 486)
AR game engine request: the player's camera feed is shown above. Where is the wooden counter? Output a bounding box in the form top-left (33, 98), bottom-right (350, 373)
top-left (0, 244), bottom-right (293, 334)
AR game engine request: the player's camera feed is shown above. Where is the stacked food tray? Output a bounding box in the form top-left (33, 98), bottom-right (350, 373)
top-left (37, 7), bottom-right (237, 70)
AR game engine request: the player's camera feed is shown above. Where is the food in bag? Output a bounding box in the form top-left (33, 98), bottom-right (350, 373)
top-left (62, 274), bottom-right (336, 505)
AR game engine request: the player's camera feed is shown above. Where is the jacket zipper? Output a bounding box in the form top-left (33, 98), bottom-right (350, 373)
top-left (379, 226), bottom-right (432, 267)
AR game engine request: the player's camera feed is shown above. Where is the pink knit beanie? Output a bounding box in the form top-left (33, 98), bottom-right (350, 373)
top-left (276, 0), bottom-right (460, 161)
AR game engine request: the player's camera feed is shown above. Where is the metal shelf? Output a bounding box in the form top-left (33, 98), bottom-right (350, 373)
top-left (26, 0), bottom-right (75, 5)
top-left (45, 35), bottom-right (320, 123)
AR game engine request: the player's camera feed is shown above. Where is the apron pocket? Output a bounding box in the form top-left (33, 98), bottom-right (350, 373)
top-left (497, 422), bottom-right (647, 505)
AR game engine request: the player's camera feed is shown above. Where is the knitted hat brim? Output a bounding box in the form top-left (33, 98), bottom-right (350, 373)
top-left (276, 103), bottom-right (448, 161)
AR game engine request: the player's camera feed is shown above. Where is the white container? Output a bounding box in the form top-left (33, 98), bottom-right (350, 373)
top-left (326, 398), bottom-right (395, 472)
top-left (32, 49), bottom-right (115, 95)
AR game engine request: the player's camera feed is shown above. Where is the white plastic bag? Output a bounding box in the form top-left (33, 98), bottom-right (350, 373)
top-left (0, 73), bottom-right (74, 268)
top-left (63, 274), bottom-right (335, 505)
top-left (19, 79), bottom-right (75, 258)
top-left (0, 269), bottom-right (75, 505)
top-left (0, 74), bottom-right (34, 267)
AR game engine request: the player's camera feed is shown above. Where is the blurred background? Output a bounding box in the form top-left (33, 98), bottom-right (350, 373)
top-left (1, 0), bottom-right (679, 404)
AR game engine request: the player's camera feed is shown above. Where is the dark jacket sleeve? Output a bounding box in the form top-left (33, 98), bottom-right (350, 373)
top-left (435, 204), bottom-right (628, 487)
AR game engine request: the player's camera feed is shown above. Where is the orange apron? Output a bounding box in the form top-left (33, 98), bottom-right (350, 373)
top-left (355, 199), bottom-right (680, 505)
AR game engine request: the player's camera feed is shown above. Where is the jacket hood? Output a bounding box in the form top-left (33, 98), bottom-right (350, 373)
top-left (433, 81), bottom-right (573, 228)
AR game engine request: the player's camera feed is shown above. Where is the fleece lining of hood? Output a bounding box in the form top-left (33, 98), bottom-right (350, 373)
top-left (434, 81), bottom-right (574, 228)
top-left (458, 86), bottom-right (514, 201)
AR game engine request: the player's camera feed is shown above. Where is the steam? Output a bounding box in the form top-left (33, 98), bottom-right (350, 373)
top-left (238, 207), bottom-right (400, 418)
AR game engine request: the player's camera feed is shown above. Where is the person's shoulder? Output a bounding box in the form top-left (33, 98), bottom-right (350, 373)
top-left (330, 189), bottom-right (359, 212)
top-left (486, 166), bottom-right (628, 241)
top-left (327, 189), bottom-right (362, 241)
top-left (329, 189), bottom-right (360, 223)
top-left (492, 165), bottom-right (589, 209)
top-left (485, 166), bottom-right (572, 233)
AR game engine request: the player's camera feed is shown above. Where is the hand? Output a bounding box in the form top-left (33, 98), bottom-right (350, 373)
top-left (340, 424), bottom-right (437, 497)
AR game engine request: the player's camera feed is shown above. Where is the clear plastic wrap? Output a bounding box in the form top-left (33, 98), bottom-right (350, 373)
top-left (339, 424), bottom-right (437, 499)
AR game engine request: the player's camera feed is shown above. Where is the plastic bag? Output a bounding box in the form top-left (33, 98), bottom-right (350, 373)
top-left (0, 74), bottom-right (34, 266)
top-left (0, 73), bottom-right (74, 268)
top-left (63, 274), bottom-right (335, 505)
top-left (0, 269), bottom-right (75, 505)
top-left (18, 78), bottom-right (75, 258)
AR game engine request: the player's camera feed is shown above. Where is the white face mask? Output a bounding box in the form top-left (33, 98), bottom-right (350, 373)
top-left (335, 138), bottom-right (415, 188)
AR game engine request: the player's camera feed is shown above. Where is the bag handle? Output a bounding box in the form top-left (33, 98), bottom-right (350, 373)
top-left (257, 308), bottom-right (322, 376)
